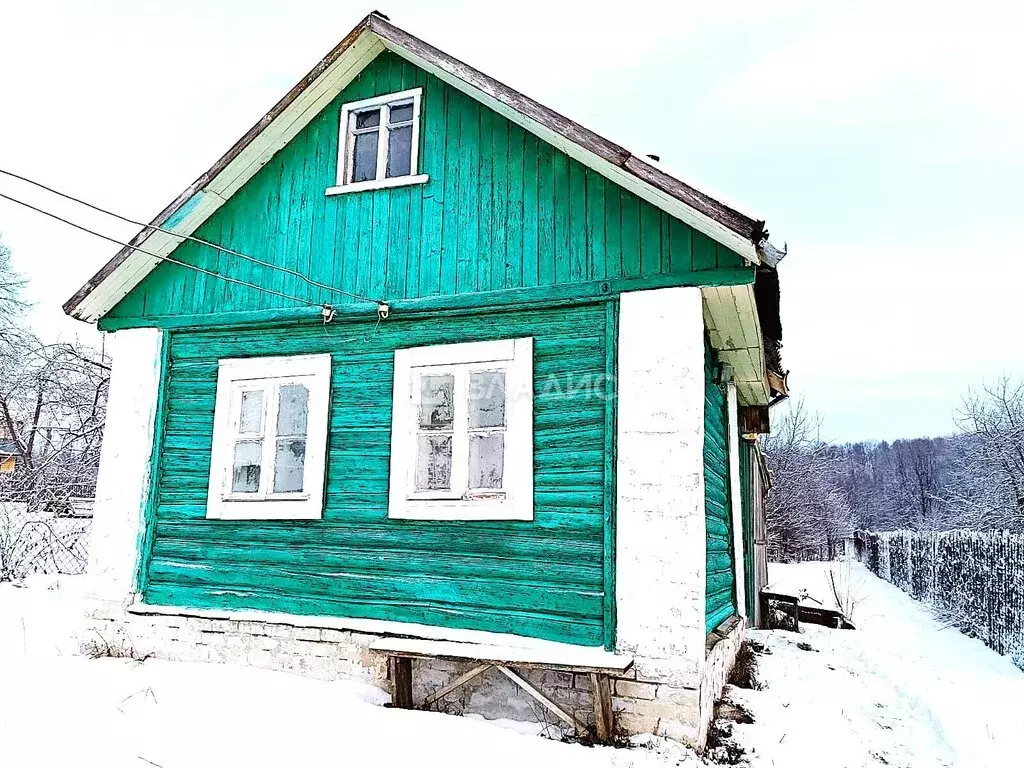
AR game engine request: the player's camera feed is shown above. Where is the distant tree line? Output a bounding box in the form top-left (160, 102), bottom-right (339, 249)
top-left (763, 383), bottom-right (1024, 560)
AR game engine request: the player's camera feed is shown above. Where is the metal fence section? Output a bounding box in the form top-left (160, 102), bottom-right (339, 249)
top-left (0, 501), bottom-right (91, 580)
top-left (854, 529), bottom-right (1024, 666)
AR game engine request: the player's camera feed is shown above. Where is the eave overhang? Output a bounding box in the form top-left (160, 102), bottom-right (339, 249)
top-left (702, 284), bottom-right (770, 406)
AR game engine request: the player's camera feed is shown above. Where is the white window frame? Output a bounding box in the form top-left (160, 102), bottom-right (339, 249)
top-left (388, 338), bottom-right (534, 521)
top-left (206, 354), bottom-right (331, 521)
top-left (328, 87), bottom-right (427, 196)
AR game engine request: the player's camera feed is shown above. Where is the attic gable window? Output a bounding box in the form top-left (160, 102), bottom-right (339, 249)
top-left (388, 338), bottom-right (534, 521)
top-left (328, 88), bottom-right (427, 195)
top-left (206, 354), bottom-right (331, 520)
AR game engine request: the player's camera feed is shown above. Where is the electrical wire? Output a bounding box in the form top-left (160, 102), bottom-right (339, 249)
top-left (0, 168), bottom-right (385, 306)
top-left (0, 191), bottom-right (321, 309)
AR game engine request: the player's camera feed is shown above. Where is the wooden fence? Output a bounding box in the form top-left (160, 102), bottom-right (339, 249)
top-left (854, 530), bottom-right (1024, 665)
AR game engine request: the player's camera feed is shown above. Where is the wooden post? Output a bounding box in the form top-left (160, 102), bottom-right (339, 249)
top-left (591, 672), bottom-right (613, 744)
top-left (391, 656), bottom-right (414, 709)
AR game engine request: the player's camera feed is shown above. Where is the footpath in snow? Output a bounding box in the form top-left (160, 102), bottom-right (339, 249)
top-left (727, 561), bottom-right (1024, 768)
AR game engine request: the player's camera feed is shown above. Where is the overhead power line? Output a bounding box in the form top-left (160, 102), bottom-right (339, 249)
top-left (0, 168), bottom-right (385, 306)
top-left (0, 191), bottom-right (321, 309)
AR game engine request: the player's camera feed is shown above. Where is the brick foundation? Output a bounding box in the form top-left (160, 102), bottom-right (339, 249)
top-left (84, 599), bottom-right (744, 749)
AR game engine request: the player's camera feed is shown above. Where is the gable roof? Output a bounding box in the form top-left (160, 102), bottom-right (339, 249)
top-left (64, 11), bottom-right (775, 323)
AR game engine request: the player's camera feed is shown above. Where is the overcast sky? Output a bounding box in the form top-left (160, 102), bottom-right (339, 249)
top-left (1, 0), bottom-right (1021, 443)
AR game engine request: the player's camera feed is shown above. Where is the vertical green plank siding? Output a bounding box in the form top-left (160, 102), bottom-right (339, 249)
top-left (145, 303), bottom-right (612, 646)
top-left (105, 51), bottom-right (746, 323)
top-left (705, 339), bottom-right (737, 633)
top-left (740, 441), bottom-right (756, 619)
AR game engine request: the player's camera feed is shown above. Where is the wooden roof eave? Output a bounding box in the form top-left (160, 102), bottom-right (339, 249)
top-left (64, 11), bottom-right (768, 323)
top-left (702, 283), bottom-right (771, 407)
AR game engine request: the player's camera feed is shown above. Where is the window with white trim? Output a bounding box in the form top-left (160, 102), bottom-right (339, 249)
top-left (388, 338), bottom-right (534, 521)
top-left (333, 88), bottom-right (425, 193)
top-left (206, 354), bottom-right (331, 520)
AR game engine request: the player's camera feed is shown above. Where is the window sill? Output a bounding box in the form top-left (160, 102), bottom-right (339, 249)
top-left (206, 500), bottom-right (322, 521)
top-left (220, 493), bottom-right (310, 503)
top-left (389, 499), bottom-right (533, 522)
top-left (325, 174), bottom-right (429, 196)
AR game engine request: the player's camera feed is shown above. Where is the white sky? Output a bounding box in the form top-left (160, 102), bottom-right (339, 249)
top-left (1, 0), bottom-right (1021, 443)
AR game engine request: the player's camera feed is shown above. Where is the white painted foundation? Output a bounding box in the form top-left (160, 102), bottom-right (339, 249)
top-left (87, 328), bottom-right (163, 604)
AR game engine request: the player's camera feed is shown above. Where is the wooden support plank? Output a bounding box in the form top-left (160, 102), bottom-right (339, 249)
top-left (370, 637), bottom-right (633, 675)
top-left (391, 656), bottom-right (414, 709)
top-left (422, 663), bottom-right (492, 709)
top-left (494, 665), bottom-right (586, 732)
top-left (590, 672), bottom-right (613, 743)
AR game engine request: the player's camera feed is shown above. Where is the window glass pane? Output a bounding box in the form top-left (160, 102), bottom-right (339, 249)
top-left (351, 131), bottom-right (378, 182)
top-left (239, 390), bottom-right (263, 434)
top-left (389, 102), bottom-right (413, 123)
top-left (415, 434), bottom-right (452, 491)
top-left (273, 439), bottom-right (306, 493)
top-left (469, 371), bottom-right (506, 428)
top-left (277, 384), bottom-right (309, 437)
top-left (355, 108), bottom-right (380, 129)
top-left (469, 433), bottom-right (504, 489)
top-left (386, 125), bottom-right (413, 178)
top-left (418, 374), bottom-right (454, 429)
top-left (231, 440), bottom-right (262, 493)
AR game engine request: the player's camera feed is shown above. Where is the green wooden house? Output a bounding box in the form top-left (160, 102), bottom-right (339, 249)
top-left (70, 12), bottom-right (787, 748)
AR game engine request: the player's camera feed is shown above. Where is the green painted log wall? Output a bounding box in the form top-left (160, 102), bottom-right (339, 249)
top-left (104, 50), bottom-right (745, 323)
top-left (142, 302), bottom-right (614, 647)
top-left (705, 339), bottom-right (737, 633)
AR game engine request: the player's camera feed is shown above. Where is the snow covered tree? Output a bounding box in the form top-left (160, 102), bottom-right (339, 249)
top-left (0, 237), bottom-right (108, 578)
top-left (762, 399), bottom-right (852, 560)
top-left (954, 378), bottom-right (1024, 528)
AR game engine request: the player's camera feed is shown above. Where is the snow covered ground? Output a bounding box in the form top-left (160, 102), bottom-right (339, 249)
top-left (727, 561), bottom-right (1024, 768)
top-left (2, 564), bottom-right (1021, 767)
top-left (0, 576), bottom-right (702, 768)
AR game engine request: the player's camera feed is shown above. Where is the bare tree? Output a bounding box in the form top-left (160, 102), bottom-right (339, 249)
top-left (882, 438), bottom-right (949, 530)
top-left (0, 337), bottom-right (109, 510)
top-left (0, 236), bottom-right (108, 578)
top-left (0, 237), bottom-right (27, 350)
top-left (954, 377), bottom-right (1024, 528)
top-left (762, 399), bottom-right (852, 560)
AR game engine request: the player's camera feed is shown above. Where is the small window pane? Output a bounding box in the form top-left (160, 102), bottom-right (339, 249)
top-left (277, 384), bottom-right (309, 437)
top-left (351, 131), bottom-right (379, 182)
top-left (389, 102), bottom-right (413, 124)
top-left (239, 390), bottom-right (263, 434)
top-left (386, 125), bottom-right (413, 178)
top-left (469, 433), bottom-right (504, 489)
top-left (231, 441), bottom-right (262, 493)
top-left (469, 371), bottom-right (505, 428)
top-left (355, 108), bottom-right (380, 129)
top-left (418, 374), bottom-right (454, 429)
top-left (273, 439), bottom-right (306, 493)
top-left (415, 435), bottom-right (452, 491)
